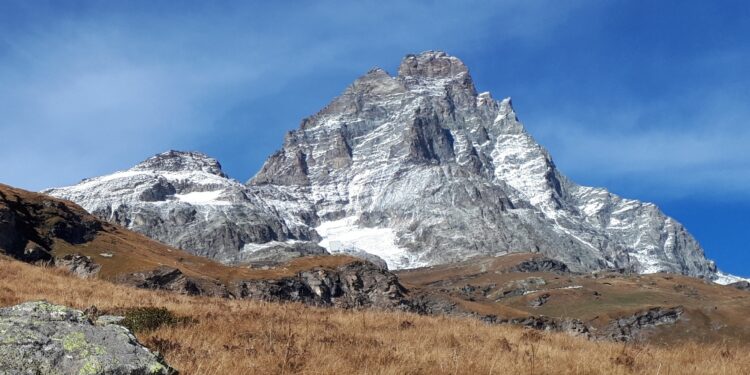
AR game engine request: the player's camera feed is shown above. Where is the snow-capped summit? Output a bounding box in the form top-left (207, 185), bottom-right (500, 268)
top-left (48, 51), bottom-right (739, 283)
top-left (45, 151), bottom-right (319, 263)
top-left (132, 150), bottom-right (227, 177)
top-left (250, 51), bottom-right (721, 280)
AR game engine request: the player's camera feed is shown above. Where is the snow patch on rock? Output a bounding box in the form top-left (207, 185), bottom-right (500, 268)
top-left (316, 217), bottom-right (422, 269)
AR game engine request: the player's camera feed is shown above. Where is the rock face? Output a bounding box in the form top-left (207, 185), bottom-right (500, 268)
top-left (116, 266), bottom-right (229, 297)
top-left (0, 301), bottom-right (173, 375)
top-left (0, 184), bottom-right (101, 263)
top-left (54, 254), bottom-right (102, 278)
top-left (486, 315), bottom-right (591, 338)
top-left (249, 51), bottom-right (718, 279)
top-left (112, 259), bottom-right (411, 310)
top-left (47, 52), bottom-right (734, 282)
top-left (600, 307), bottom-right (684, 342)
top-left (45, 151), bottom-right (321, 264)
top-left (235, 261), bottom-right (410, 309)
top-left (242, 241), bottom-right (329, 266)
top-left (510, 258), bottom-right (571, 274)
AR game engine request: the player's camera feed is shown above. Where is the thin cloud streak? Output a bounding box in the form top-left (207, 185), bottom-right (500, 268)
top-left (0, 1), bottom-right (588, 190)
top-left (527, 93), bottom-right (750, 200)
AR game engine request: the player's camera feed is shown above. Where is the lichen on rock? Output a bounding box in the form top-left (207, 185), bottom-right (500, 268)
top-left (0, 301), bottom-right (175, 375)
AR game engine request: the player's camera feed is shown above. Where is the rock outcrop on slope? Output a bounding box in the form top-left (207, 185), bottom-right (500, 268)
top-left (599, 307), bottom-right (684, 342)
top-left (729, 281), bottom-right (750, 291)
top-left (235, 260), bottom-right (410, 309)
top-left (0, 301), bottom-right (173, 375)
top-left (115, 260), bottom-right (412, 310)
top-left (0, 184), bottom-right (101, 263)
top-left (47, 52), bottom-right (730, 281)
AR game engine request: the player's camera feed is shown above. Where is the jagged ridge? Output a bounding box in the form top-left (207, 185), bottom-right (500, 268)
top-left (47, 51), bottom-right (739, 282)
top-left (45, 151), bottom-right (322, 263)
top-left (250, 51), bottom-right (719, 279)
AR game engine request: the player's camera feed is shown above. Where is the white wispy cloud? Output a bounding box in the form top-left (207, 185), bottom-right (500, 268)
top-left (0, 1), bottom-right (588, 190)
top-left (526, 90), bottom-right (750, 200)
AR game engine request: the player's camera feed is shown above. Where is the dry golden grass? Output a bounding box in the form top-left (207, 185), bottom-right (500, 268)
top-left (1, 257), bottom-right (748, 374)
top-left (400, 255), bottom-right (750, 345)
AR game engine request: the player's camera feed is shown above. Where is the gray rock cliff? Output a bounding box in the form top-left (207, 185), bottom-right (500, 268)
top-left (250, 51), bottom-right (718, 279)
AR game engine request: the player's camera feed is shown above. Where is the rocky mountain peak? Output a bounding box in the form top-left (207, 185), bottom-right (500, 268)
top-left (398, 51), bottom-right (469, 80)
top-left (132, 150), bottom-right (227, 177)
top-left (48, 51), bottom-right (736, 284)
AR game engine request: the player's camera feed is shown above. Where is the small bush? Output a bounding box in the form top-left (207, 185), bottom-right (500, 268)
top-left (144, 336), bottom-right (183, 355)
top-left (120, 307), bottom-right (194, 333)
top-left (399, 320), bottom-right (414, 329)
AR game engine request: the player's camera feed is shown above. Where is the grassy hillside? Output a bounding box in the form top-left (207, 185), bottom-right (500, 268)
top-left (0, 183), bottom-right (359, 284)
top-left (1, 257), bottom-right (748, 375)
top-left (400, 254), bottom-right (750, 345)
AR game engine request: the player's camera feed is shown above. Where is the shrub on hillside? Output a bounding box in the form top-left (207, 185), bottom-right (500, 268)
top-left (120, 307), bottom-right (194, 333)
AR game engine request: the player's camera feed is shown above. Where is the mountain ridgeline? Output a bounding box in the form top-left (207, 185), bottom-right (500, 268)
top-left (46, 51), bottom-right (728, 282)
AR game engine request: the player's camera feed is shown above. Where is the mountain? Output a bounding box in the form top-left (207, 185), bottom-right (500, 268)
top-left (1, 183), bottom-right (409, 309)
top-left (249, 51), bottom-right (720, 278)
top-left (48, 51), bottom-right (738, 282)
top-left (45, 151), bottom-right (322, 264)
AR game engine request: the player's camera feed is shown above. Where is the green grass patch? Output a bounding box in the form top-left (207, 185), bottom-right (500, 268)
top-left (119, 307), bottom-right (195, 334)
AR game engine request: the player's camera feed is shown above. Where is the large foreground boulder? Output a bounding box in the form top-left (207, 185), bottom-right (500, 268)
top-left (0, 301), bottom-right (174, 375)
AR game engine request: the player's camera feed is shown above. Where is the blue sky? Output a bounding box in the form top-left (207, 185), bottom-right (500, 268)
top-left (1, 1), bottom-right (748, 276)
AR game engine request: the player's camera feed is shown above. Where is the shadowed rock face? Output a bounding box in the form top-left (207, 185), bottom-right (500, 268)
top-left (116, 266), bottom-right (219, 297)
top-left (0, 184), bottom-right (101, 263)
top-left (0, 301), bottom-right (174, 374)
top-left (510, 258), bottom-right (571, 274)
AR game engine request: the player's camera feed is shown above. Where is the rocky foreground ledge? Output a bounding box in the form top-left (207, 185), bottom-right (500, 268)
top-left (0, 301), bottom-right (174, 375)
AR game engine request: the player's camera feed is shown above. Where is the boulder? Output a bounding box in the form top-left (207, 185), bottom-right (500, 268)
top-left (54, 254), bottom-right (101, 278)
top-left (729, 281), bottom-right (750, 291)
top-left (0, 301), bottom-right (174, 374)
